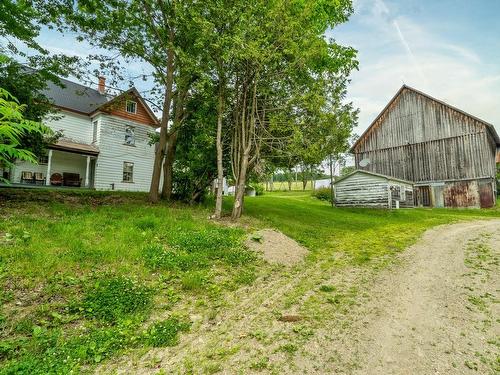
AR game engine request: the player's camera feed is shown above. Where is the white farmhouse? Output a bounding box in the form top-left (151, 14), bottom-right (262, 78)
top-left (4, 77), bottom-right (159, 191)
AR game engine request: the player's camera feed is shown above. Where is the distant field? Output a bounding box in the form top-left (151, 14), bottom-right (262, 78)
top-left (266, 180), bottom-right (320, 191)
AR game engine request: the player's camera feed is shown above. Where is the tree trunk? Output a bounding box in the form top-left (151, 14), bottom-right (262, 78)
top-left (232, 152), bottom-right (249, 220)
top-left (329, 155), bottom-right (335, 207)
top-left (214, 79), bottom-right (225, 219)
top-left (160, 131), bottom-right (178, 200)
top-left (149, 37), bottom-right (175, 203)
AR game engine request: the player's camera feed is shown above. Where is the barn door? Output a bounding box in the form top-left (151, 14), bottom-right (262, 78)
top-left (479, 181), bottom-right (494, 208)
top-left (432, 185), bottom-right (444, 208)
top-left (415, 186), bottom-right (431, 207)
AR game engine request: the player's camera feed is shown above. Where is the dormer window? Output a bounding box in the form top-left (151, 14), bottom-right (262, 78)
top-left (124, 125), bottom-right (135, 146)
top-left (126, 100), bottom-right (137, 114)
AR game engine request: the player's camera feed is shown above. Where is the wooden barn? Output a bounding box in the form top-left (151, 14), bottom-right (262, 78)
top-left (334, 170), bottom-right (414, 209)
top-left (350, 86), bottom-right (500, 208)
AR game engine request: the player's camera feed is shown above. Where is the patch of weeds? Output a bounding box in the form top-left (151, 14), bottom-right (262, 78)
top-left (234, 268), bottom-right (257, 286)
top-left (142, 227), bottom-right (256, 272)
top-left (1, 320), bottom-right (143, 374)
top-left (353, 250), bottom-right (371, 264)
top-left (181, 271), bottom-right (208, 291)
top-left (277, 343), bottom-right (298, 355)
top-left (144, 317), bottom-right (191, 347)
top-left (203, 361), bottom-right (223, 374)
top-left (135, 217), bottom-right (158, 231)
top-left (464, 360), bottom-right (478, 370)
top-left (13, 318), bottom-right (34, 335)
top-left (79, 275), bottom-right (152, 324)
top-left (250, 233), bottom-right (264, 243)
top-left (319, 285), bottom-right (336, 293)
top-left (250, 356), bottom-right (270, 371)
top-left (292, 325), bottom-right (314, 339)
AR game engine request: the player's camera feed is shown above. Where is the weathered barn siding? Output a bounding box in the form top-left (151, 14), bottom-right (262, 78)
top-left (351, 86), bottom-right (499, 208)
top-left (334, 170), bottom-right (414, 209)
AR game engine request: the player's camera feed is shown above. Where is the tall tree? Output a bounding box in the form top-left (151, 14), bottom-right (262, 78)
top-left (50, 0), bottom-right (199, 202)
top-left (227, 0), bottom-right (358, 219)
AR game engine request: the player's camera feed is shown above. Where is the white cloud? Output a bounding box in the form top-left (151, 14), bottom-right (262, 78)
top-left (336, 0), bottom-right (500, 137)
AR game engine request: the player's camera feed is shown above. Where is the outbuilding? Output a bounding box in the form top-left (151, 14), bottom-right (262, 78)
top-left (334, 170), bottom-right (414, 209)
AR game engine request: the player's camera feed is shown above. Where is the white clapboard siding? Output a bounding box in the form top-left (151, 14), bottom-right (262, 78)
top-left (94, 114), bottom-right (156, 191)
top-left (45, 110), bottom-right (93, 144)
top-left (335, 172), bottom-right (389, 208)
top-left (335, 171), bottom-right (415, 209)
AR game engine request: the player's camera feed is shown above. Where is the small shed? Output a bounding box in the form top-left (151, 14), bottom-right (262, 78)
top-left (334, 170), bottom-right (414, 209)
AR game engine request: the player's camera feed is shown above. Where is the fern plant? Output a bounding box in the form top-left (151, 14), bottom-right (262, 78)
top-left (0, 87), bottom-right (51, 182)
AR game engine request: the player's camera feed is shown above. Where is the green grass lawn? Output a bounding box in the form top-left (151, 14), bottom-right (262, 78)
top-left (1, 189), bottom-right (499, 374)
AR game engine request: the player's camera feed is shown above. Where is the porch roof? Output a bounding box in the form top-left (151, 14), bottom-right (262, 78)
top-left (49, 139), bottom-right (99, 156)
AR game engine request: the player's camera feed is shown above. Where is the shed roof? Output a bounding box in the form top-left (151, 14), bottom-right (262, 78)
top-left (350, 85), bottom-right (500, 153)
top-left (334, 169), bottom-right (414, 185)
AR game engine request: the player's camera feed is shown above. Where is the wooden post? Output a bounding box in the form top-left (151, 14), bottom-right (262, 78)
top-left (85, 155), bottom-right (91, 188)
top-left (45, 149), bottom-right (53, 186)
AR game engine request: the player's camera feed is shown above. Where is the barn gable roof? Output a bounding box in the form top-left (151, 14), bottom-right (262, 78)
top-left (350, 85), bottom-right (500, 153)
top-left (334, 169), bottom-right (414, 185)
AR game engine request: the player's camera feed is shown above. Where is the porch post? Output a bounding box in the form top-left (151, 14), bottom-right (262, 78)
top-left (45, 149), bottom-right (53, 186)
top-left (85, 155), bottom-right (90, 188)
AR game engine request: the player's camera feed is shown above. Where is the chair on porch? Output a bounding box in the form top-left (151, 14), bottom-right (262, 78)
top-left (21, 171), bottom-right (34, 184)
top-left (63, 173), bottom-right (81, 187)
top-left (34, 172), bottom-right (45, 185)
top-left (50, 173), bottom-right (63, 186)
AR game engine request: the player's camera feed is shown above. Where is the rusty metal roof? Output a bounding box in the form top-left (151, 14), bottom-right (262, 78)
top-left (49, 139), bottom-right (99, 156)
top-left (350, 85), bottom-right (500, 152)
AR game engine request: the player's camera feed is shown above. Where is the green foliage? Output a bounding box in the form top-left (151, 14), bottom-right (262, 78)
top-left (313, 187), bottom-right (333, 202)
top-left (144, 318), bottom-right (191, 347)
top-left (252, 184), bottom-right (265, 196)
top-left (80, 275), bottom-right (152, 324)
top-left (142, 227), bottom-right (255, 272)
top-left (340, 166), bottom-right (356, 176)
top-left (0, 88), bottom-right (52, 179)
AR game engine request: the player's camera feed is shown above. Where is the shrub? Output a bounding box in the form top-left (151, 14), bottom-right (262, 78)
top-left (313, 187), bottom-right (333, 202)
top-left (80, 275), bottom-right (152, 324)
top-left (144, 318), bottom-right (190, 347)
top-left (252, 184), bottom-right (265, 196)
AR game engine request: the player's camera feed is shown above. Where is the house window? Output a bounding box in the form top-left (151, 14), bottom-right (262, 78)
top-left (38, 154), bottom-right (49, 165)
top-left (92, 121), bottom-right (98, 143)
top-left (126, 100), bottom-right (137, 114)
top-left (123, 162), bottom-right (134, 182)
top-left (124, 125), bottom-right (135, 145)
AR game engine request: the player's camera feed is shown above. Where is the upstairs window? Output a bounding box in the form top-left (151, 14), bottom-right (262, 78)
top-left (124, 125), bottom-right (135, 146)
top-left (126, 100), bottom-right (137, 114)
top-left (92, 121), bottom-right (98, 143)
top-left (123, 162), bottom-right (134, 182)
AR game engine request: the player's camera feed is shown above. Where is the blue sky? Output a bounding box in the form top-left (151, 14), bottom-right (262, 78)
top-left (15, 0), bottom-right (500, 138)
top-left (330, 0), bottom-right (500, 136)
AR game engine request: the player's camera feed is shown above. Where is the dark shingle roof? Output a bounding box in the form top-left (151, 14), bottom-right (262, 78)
top-left (43, 77), bottom-right (109, 114)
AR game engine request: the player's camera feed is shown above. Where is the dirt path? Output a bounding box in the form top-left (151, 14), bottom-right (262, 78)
top-left (349, 220), bottom-right (500, 374)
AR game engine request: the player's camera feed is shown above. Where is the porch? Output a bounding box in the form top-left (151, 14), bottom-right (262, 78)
top-left (3, 140), bottom-right (99, 189)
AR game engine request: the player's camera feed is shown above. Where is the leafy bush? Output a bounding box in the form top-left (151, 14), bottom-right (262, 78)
top-left (80, 275), bottom-right (152, 324)
top-left (252, 184), bottom-right (265, 196)
top-left (313, 187), bottom-right (333, 202)
top-left (144, 318), bottom-right (191, 347)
